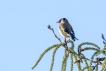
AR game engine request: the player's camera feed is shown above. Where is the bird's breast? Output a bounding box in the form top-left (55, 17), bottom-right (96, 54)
top-left (58, 26), bottom-right (70, 37)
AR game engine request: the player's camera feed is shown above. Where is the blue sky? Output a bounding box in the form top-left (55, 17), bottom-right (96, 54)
top-left (0, 0), bottom-right (106, 71)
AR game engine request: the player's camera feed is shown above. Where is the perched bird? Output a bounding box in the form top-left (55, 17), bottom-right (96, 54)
top-left (56, 18), bottom-right (78, 41)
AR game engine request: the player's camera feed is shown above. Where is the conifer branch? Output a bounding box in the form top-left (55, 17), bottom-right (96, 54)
top-left (101, 58), bottom-right (106, 71)
top-left (50, 44), bottom-right (61, 71)
top-left (69, 46), bottom-right (74, 71)
top-left (81, 66), bottom-right (89, 71)
top-left (70, 54), bottom-right (73, 71)
top-left (61, 53), bottom-right (69, 71)
top-left (32, 44), bottom-right (60, 70)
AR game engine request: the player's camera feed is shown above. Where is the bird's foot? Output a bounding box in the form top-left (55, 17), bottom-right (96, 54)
top-left (64, 39), bottom-right (67, 45)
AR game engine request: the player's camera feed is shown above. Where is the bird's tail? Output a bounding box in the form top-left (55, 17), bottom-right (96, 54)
top-left (74, 37), bottom-right (78, 41)
top-left (71, 34), bottom-right (78, 41)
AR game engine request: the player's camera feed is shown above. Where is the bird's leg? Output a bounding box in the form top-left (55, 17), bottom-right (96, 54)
top-left (64, 37), bottom-right (67, 45)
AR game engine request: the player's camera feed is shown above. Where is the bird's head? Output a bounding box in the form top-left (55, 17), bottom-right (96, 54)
top-left (56, 18), bottom-right (68, 24)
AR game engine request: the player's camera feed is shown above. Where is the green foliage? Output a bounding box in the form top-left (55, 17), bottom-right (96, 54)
top-left (31, 44), bottom-right (62, 70)
top-left (81, 66), bottom-right (89, 71)
top-left (61, 51), bottom-right (69, 71)
top-left (32, 33), bottom-right (106, 71)
top-left (50, 44), bottom-right (62, 71)
top-left (78, 42), bottom-right (100, 49)
top-left (70, 54), bottom-right (73, 71)
top-left (101, 58), bottom-right (106, 71)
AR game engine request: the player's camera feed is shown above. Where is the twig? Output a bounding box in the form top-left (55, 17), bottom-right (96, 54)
top-left (48, 25), bottom-right (62, 43)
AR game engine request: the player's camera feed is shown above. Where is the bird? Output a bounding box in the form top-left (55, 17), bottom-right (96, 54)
top-left (56, 18), bottom-right (78, 42)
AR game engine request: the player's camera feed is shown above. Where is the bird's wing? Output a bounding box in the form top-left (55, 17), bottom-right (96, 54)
top-left (64, 27), bottom-right (75, 36)
top-left (64, 27), bottom-right (70, 35)
top-left (70, 27), bottom-right (75, 36)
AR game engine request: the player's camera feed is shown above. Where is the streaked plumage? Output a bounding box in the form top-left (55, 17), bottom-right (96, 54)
top-left (57, 18), bottom-right (78, 41)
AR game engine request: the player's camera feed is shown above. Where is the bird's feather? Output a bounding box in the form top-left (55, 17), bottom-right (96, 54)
top-left (64, 27), bottom-right (76, 41)
top-left (58, 18), bottom-right (78, 41)
top-left (59, 26), bottom-right (70, 37)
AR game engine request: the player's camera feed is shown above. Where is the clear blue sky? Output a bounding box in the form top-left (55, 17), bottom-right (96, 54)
top-left (0, 0), bottom-right (106, 71)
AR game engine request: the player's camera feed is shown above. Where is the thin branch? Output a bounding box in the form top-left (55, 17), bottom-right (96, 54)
top-left (48, 25), bottom-right (62, 43)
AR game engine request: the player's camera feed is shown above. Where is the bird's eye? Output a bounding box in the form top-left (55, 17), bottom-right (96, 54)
top-left (63, 18), bottom-right (66, 21)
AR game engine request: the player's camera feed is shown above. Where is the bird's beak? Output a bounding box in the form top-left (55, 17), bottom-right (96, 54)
top-left (56, 21), bottom-right (59, 23)
top-left (56, 19), bottom-right (61, 23)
